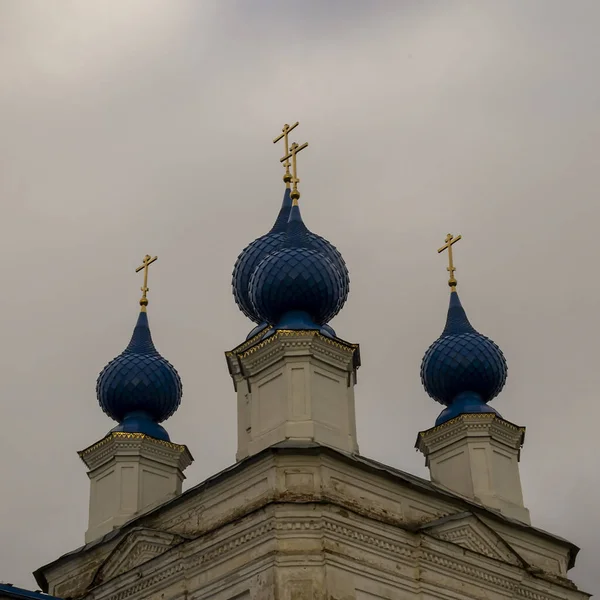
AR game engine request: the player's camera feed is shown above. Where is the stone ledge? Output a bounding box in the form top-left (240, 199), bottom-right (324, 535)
top-left (79, 432), bottom-right (193, 472)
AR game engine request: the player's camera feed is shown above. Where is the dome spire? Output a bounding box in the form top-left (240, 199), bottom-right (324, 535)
top-left (96, 255), bottom-right (182, 442)
top-left (232, 123), bottom-right (304, 328)
top-left (281, 139), bottom-right (308, 203)
top-left (249, 136), bottom-right (349, 332)
top-left (135, 254), bottom-right (158, 312)
top-left (233, 124), bottom-right (349, 336)
top-left (437, 233), bottom-right (462, 292)
top-left (273, 121), bottom-right (299, 188)
top-left (421, 235), bottom-right (507, 426)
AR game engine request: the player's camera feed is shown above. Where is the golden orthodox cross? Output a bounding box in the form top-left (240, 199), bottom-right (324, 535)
top-left (281, 141), bottom-right (308, 203)
top-left (437, 234), bottom-right (462, 291)
top-left (135, 254), bottom-right (158, 311)
top-left (273, 122), bottom-right (299, 186)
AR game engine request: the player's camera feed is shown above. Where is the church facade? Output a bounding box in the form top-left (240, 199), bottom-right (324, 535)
top-left (26, 124), bottom-right (588, 600)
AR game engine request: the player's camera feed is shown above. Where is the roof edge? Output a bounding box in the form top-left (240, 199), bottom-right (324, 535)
top-left (33, 442), bottom-right (580, 587)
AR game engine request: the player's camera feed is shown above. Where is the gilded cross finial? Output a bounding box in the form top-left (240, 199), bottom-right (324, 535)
top-left (281, 141), bottom-right (308, 204)
top-left (273, 122), bottom-right (299, 188)
top-left (135, 254), bottom-right (158, 311)
top-left (437, 234), bottom-right (462, 291)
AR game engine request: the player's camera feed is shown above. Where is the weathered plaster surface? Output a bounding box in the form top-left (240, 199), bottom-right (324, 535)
top-left (36, 446), bottom-right (588, 600)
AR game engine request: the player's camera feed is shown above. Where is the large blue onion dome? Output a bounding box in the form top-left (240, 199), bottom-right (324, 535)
top-left (421, 291), bottom-right (507, 426)
top-left (96, 310), bottom-right (182, 442)
top-left (232, 188), bottom-right (292, 322)
top-left (248, 201), bottom-right (347, 329)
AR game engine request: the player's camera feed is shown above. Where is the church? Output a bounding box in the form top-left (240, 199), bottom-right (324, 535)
top-left (4, 123), bottom-right (589, 600)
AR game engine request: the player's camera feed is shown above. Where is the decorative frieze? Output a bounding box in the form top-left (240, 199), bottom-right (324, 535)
top-left (89, 508), bottom-right (584, 600)
top-left (38, 449), bottom-right (584, 600)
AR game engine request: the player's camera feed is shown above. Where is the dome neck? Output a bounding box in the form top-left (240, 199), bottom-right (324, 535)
top-left (442, 291), bottom-right (477, 336)
top-left (435, 391), bottom-right (502, 426)
top-left (110, 410), bottom-right (171, 441)
top-left (269, 188), bottom-right (292, 233)
top-left (283, 202), bottom-right (311, 248)
top-left (125, 311), bottom-right (158, 354)
top-left (275, 310), bottom-right (320, 330)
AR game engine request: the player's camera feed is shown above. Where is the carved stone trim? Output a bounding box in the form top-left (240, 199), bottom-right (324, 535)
top-left (438, 526), bottom-right (505, 559)
top-left (429, 521), bottom-right (523, 567)
top-left (422, 549), bottom-right (517, 592)
top-left (236, 335), bottom-right (357, 377)
top-left (185, 520), bottom-right (276, 571)
top-left (225, 331), bottom-right (359, 382)
top-left (237, 330), bottom-right (358, 358)
top-left (417, 413), bottom-right (525, 454)
top-left (94, 511), bottom-right (559, 600)
top-left (80, 432), bottom-right (187, 456)
top-left (79, 434), bottom-right (193, 472)
top-left (108, 562), bottom-right (185, 600)
top-left (92, 529), bottom-right (186, 586)
top-left (323, 519), bottom-right (413, 559)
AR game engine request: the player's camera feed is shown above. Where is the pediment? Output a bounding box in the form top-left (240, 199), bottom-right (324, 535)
top-left (92, 527), bottom-right (186, 586)
top-left (419, 512), bottom-right (525, 567)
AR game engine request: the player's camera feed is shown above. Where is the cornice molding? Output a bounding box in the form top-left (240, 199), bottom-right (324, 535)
top-left (421, 548), bottom-right (517, 591)
top-left (81, 511), bottom-right (579, 600)
top-left (242, 334), bottom-right (356, 376)
top-left (417, 413), bottom-right (525, 454)
top-left (79, 433), bottom-right (193, 472)
top-left (92, 529), bottom-right (186, 586)
top-left (225, 331), bottom-right (359, 380)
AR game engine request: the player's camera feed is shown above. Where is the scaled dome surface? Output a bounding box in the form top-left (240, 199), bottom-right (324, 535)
top-left (231, 188), bottom-right (350, 328)
top-left (248, 202), bottom-right (348, 329)
top-left (420, 291), bottom-right (507, 425)
top-left (232, 189), bottom-right (292, 322)
top-left (97, 311), bottom-right (182, 438)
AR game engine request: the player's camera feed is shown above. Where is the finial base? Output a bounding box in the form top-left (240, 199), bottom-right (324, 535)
top-left (435, 392), bottom-right (500, 426)
top-left (111, 410), bottom-right (170, 441)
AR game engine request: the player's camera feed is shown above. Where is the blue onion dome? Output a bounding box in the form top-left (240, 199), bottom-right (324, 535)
top-left (421, 291), bottom-right (507, 426)
top-left (232, 188), bottom-right (292, 322)
top-left (96, 310), bottom-right (182, 442)
top-left (248, 201), bottom-right (347, 329)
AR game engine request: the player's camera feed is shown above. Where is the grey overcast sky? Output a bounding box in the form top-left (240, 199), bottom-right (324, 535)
top-left (0, 0), bottom-right (599, 593)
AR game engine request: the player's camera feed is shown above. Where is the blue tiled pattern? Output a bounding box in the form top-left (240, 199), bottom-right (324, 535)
top-left (232, 189), bottom-right (292, 322)
top-left (231, 188), bottom-right (350, 328)
top-left (421, 292), bottom-right (507, 408)
top-left (308, 232), bottom-right (350, 308)
top-left (97, 311), bottom-right (182, 424)
top-left (248, 203), bottom-right (347, 327)
top-left (249, 247), bottom-right (343, 326)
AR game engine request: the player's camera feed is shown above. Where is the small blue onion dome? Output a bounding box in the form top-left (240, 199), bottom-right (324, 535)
top-left (232, 188), bottom-right (292, 322)
top-left (97, 310), bottom-right (182, 441)
top-left (248, 201), bottom-right (346, 329)
top-left (421, 291), bottom-right (507, 426)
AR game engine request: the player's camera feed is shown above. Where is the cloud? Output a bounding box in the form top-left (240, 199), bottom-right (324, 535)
top-left (0, 1), bottom-right (598, 593)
